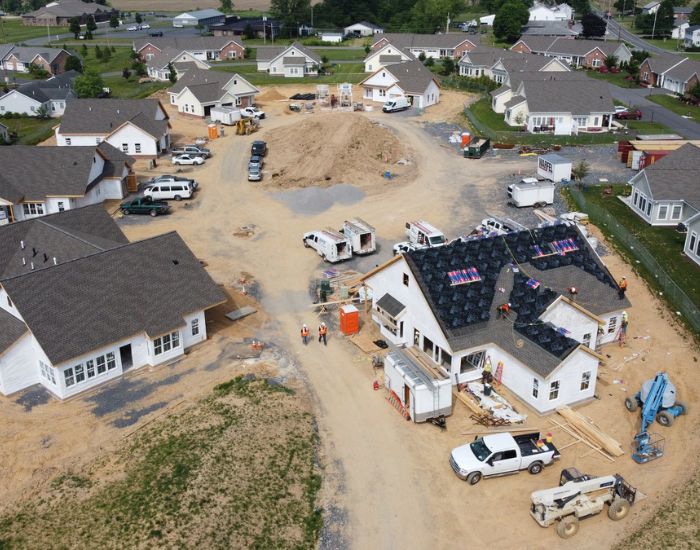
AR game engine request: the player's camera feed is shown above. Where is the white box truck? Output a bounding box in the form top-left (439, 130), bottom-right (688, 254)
top-left (507, 178), bottom-right (555, 208)
top-left (383, 349), bottom-right (452, 423)
top-left (210, 106), bottom-right (241, 125)
top-left (341, 218), bottom-right (376, 255)
top-left (302, 229), bottom-right (352, 263)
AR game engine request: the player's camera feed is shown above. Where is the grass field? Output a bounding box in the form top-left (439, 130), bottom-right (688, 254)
top-left (103, 75), bottom-right (169, 98)
top-left (648, 94), bottom-right (700, 123)
top-left (216, 63), bottom-right (366, 84)
top-left (0, 376), bottom-right (322, 548)
top-left (80, 45), bottom-right (135, 74)
top-left (587, 69), bottom-right (639, 89)
top-left (0, 18), bottom-right (64, 44)
top-left (1, 116), bottom-right (56, 144)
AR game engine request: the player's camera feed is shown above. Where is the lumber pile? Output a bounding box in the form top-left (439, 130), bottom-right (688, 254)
top-left (556, 406), bottom-right (624, 458)
top-left (453, 388), bottom-right (483, 416)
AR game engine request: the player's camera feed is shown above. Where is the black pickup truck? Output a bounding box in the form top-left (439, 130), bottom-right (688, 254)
top-left (120, 197), bottom-right (170, 217)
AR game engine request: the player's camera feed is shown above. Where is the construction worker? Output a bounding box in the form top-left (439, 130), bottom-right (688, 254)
top-left (301, 324), bottom-right (309, 345)
top-left (482, 362), bottom-right (493, 385)
top-left (618, 277), bottom-right (628, 299)
top-left (619, 311), bottom-right (629, 347)
top-left (497, 302), bottom-right (511, 319)
top-left (318, 322), bottom-right (328, 346)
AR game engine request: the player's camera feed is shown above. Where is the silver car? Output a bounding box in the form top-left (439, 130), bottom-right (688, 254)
top-left (248, 166), bottom-right (262, 182)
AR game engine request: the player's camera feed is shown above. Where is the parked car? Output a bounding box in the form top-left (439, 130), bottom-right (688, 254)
top-left (171, 145), bottom-right (211, 158)
top-left (614, 105), bottom-right (628, 114)
top-left (139, 23), bottom-right (151, 29)
top-left (127, 25), bottom-right (138, 31)
top-left (241, 106), bottom-right (266, 119)
top-left (383, 97), bottom-right (411, 113)
top-left (615, 110), bottom-right (642, 120)
top-left (303, 229), bottom-right (352, 263)
top-left (143, 174), bottom-right (198, 190)
top-left (251, 140), bottom-right (267, 156)
top-left (248, 155), bottom-right (263, 170)
top-left (450, 432), bottom-right (560, 485)
top-left (143, 182), bottom-right (194, 201)
top-left (149, 31), bottom-right (163, 37)
top-left (120, 196), bottom-right (170, 217)
top-left (172, 154), bottom-right (204, 166)
top-left (248, 166), bottom-right (262, 181)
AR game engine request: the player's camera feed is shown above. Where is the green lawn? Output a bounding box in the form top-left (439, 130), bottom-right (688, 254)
top-left (80, 45), bottom-right (134, 74)
top-left (0, 116), bottom-right (56, 145)
top-left (314, 48), bottom-right (367, 61)
top-left (468, 96), bottom-right (511, 131)
top-left (0, 18), bottom-right (65, 44)
top-left (586, 69), bottom-right (640, 89)
top-left (215, 63), bottom-right (366, 84)
top-left (103, 75), bottom-right (169, 99)
top-left (648, 94), bottom-right (700, 122)
top-left (573, 185), bottom-right (700, 309)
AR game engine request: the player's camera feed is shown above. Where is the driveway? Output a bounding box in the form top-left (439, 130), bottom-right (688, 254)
top-left (610, 84), bottom-right (700, 138)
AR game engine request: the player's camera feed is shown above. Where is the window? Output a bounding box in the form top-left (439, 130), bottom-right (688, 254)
top-left (153, 331), bottom-right (180, 356)
top-left (582, 333), bottom-right (592, 348)
top-left (646, 202), bottom-right (652, 216)
top-left (581, 371), bottom-right (592, 391)
top-left (549, 380), bottom-right (560, 400)
top-left (633, 190), bottom-right (639, 206)
top-left (608, 316), bottom-right (617, 334)
top-left (23, 203), bottom-right (44, 216)
top-left (403, 273), bottom-right (409, 286)
top-left (191, 318), bottom-right (200, 336)
top-left (40, 361), bottom-right (56, 384)
top-left (460, 351), bottom-right (484, 374)
top-left (65, 137), bottom-right (71, 145)
top-left (30, 106), bottom-right (36, 112)
top-left (658, 205), bottom-right (668, 219)
top-left (440, 349), bottom-right (452, 369)
top-left (671, 205), bottom-right (682, 220)
top-left (690, 232), bottom-right (697, 254)
top-left (75, 364), bottom-right (85, 383)
top-left (235, 97), bottom-right (242, 106)
top-left (121, 143), bottom-right (128, 153)
top-left (57, 201), bottom-right (65, 212)
top-left (379, 89), bottom-right (386, 97)
top-left (86, 359), bottom-right (95, 378)
top-left (135, 143), bottom-right (141, 154)
top-left (96, 355), bottom-right (106, 374)
top-left (106, 352), bottom-right (116, 370)
top-left (64, 367), bottom-right (75, 387)
top-left (532, 378), bottom-right (539, 398)
top-left (592, 58), bottom-right (601, 68)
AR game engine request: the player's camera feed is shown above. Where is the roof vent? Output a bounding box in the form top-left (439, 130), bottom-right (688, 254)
top-left (172, 259), bottom-right (179, 265)
top-left (20, 240), bottom-right (25, 249)
top-left (89, 106), bottom-right (92, 111)
top-left (117, 109), bottom-right (120, 114)
top-left (32, 247), bottom-right (37, 257)
top-left (30, 262), bottom-right (34, 270)
top-left (22, 257), bottom-right (26, 266)
top-left (43, 253), bottom-right (48, 263)
top-left (53, 257), bottom-right (57, 265)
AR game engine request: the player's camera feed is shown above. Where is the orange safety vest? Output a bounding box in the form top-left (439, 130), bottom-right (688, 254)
top-left (619, 279), bottom-right (627, 290)
top-left (301, 327), bottom-right (309, 337)
top-left (319, 325), bottom-right (328, 335)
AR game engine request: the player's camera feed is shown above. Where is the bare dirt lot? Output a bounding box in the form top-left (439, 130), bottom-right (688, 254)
top-left (2, 86), bottom-right (699, 549)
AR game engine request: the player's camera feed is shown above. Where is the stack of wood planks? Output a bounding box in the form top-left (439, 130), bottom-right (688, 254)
top-left (556, 406), bottom-right (624, 458)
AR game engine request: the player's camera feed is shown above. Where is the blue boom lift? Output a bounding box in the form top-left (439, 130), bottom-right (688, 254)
top-left (625, 372), bottom-right (687, 464)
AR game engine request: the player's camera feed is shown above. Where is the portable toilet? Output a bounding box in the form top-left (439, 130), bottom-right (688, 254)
top-left (460, 132), bottom-right (471, 148)
top-left (207, 123), bottom-right (218, 140)
top-left (339, 304), bottom-right (359, 335)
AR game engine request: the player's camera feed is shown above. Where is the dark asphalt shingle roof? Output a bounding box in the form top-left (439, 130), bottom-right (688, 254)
top-left (0, 70), bottom-right (77, 103)
top-left (97, 141), bottom-right (135, 178)
top-left (645, 52), bottom-right (686, 74)
top-left (376, 293), bottom-right (406, 318)
top-left (2, 231), bottom-right (226, 365)
top-left (374, 33), bottom-right (480, 50)
top-left (521, 78), bottom-right (613, 114)
top-left (135, 36), bottom-right (243, 53)
top-left (382, 61), bottom-right (439, 95)
top-left (640, 144), bottom-right (700, 207)
top-left (0, 204), bottom-right (128, 280)
top-left (59, 99), bottom-right (169, 139)
top-left (4, 46), bottom-right (68, 64)
top-left (664, 58), bottom-right (700, 82)
top-left (0, 307), bottom-right (27, 355)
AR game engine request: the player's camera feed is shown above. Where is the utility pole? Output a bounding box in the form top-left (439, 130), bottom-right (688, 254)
top-left (651, 6), bottom-right (658, 39)
top-left (446, 12), bottom-right (450, 33)
top-left (263, 16), bottom-right (266, 45)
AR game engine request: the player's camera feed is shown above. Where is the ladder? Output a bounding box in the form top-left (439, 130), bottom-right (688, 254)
top-left (494, 362), bottom-right (504, 385)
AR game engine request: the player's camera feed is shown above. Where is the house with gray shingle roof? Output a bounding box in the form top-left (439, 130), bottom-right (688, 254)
top-left (0, 143), bottom-right (134, 225)
top-left (344, 21), bottom-right (384, 37)
top-left (371, 33), bottom-right (480, 60)
top-left (256, 43), bottom-right (321, 77)
top-left (145, 48), bottom-right (211, 81)
top-left (1, 46), bottom-right (73, 76)
top-left (362, 223), bottom-right (628, 413)
top-left (0, 70), bottom-right (77, 117)
top-left (510, 37), bottom-right (631, 68)
top-left (458, 46), bottom-right (570, 84)
top-left (167, 68), bottom-right (259, 117)
top-left (364, 41), bottom-right (415, 72)
top-left (0, 206), bottom-right (225, 399)
top-left (21, 0), bottom-right (117, 26)
top-left (627, 144), bottom-right (700, 229)
top-left (360, 61), bottom-right (441, 109)
top-left (134, 36), bottom-right (245, 64)
top-left (55, 98), bottom-right (171, 158)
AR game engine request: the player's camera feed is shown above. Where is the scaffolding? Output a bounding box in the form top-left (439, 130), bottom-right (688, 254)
top-left (316, 84), bottom-right (329, 106)
top-left (337, 82), bottom-right (353, 109)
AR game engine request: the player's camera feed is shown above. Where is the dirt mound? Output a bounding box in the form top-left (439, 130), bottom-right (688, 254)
top-left (263, 113), bottom-right (416, 189)
top-left (256, 87), bottom-right (288, 103)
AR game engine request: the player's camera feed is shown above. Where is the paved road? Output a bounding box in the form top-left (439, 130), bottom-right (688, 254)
top-left (610, 83), bottom-right (700, 138)
top-left (598, 12), bottom-right (670, 54)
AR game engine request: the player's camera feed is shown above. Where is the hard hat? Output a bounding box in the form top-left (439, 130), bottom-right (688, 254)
top-left (303, 324), bottom-right (307, 328)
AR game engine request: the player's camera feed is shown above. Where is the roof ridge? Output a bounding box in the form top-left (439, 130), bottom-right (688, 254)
top-left (35, 217), bottom-right (109, 252)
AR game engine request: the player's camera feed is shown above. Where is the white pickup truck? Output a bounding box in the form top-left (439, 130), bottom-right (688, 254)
top-left (450, 432), bottom-right (560, 485)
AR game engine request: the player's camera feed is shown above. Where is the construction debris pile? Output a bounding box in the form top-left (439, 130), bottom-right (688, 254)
top-left (467, 382), bottom-right (527, 424)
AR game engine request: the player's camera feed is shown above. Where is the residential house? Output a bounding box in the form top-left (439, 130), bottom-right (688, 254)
top-left (362, 223), bottom-right (629, 414)
top-left (672, 22), bottom-right (690, 39)
top-left (639, 53), bottom-right (686, 87)
top-left (1, 46), bottom-right (73, 75)
top-left (344, 21), bottom-right (384, 37)
top-left (511, 37), bottom-right (631, 67)
top-left (168, 68), bottom-right (259, 117)
top-left (360, 61), bottom-right (441, 109)
top-left (639, 54), bottom-right (699, 93)
top-left (21, 0), bottom-right (118, 26)
top-left (661, 58), bottom-right (700, 94)
top-left (256, 43), bottom-right (321, 77)
top-left (642, 1), bottom-right (661, 14)
top-left (458, 46), bottom-right (569, 83)
top-left (212, 17), bottom-right (281, 39)
top-left (673, 6), bottom-right (693, 24)
top-left (172, 9), bottom-right (225, 28)
top-left (683, 212), bottom-right (700, 268)
top-left (529, 3), bottom-right (570, 21)
top-left (499, 76), bottom-right (613, 134)
top-left (371, 33), bottom-right (480, 60)
top-left (0, 71), bottom-right (76, 117)
top-left (0, 144), bottom-right (134, 224)
top-left (320, 32), bottom-right (344, 43)
top-left (0, 206), bottom-right (226, 399)
top-left (626, 144), bottom-right (700, 228)
top-left (490, 70), bottom-right (583, 113)
top-left (56, 99), bottom-right (171, 158)
top-left (521, 21), bottom-right (580, 37)
top-left (480, 14), bottom-right (496, 26)
top-left (145, 49), bottom-right (211, 81)
top-left (364, 42), bottom-right (415, 72)
top-left (685, 25), bottom-right (700, 48)
top-left (134, 36), bottom-right (245, 63)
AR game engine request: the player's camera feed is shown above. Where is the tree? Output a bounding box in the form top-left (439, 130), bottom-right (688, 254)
top-left (135, 12), bottom-right (142, 24)
top-left (28, 63), bottom-right (49, 79)
top-left (168, 62), bottom-right (177, 83)
top-left (572, 160), bottom-right (590, 183)
top-left (101, 46), bottom-right (111, 62)
top-left (122, 67), bottom-right (132, 79)
top-left (581, 13), bottom-right (606, 37)
top-left (133, 62), bottom-right (147, 76)
top-left (81, 44), bottom-right (88, 57)
top-left (95, 44), bottom-right (102, 59)
top-left (571, 0), bottom-right (591, 16)
top-left (364, 44), bottom-right (371, 54)
top-left (86, 16), bottom-right (97, 35)
top-left (270, 0), bottom-right (311, 35)
top-left (688, 82), bottom-right (700, 100)
top-left (220, 0), bottom-right (233, 12)
top-left (441, 56), bottom-right (455, 75)
top-left (494, 1), bottom-right (530, 42)
top-left (65, 55), bottom-right (83, 73)
top-left (408, 0), bottom-right (468, 33)
top-left (604, 54), bottom-right (619, 69)
top-left (74, 71), bottom-right (105, 98)
top-left (418, 51), bottom-right (426, 62)
top-left (692, 3), bottom-right (700, 25)
top-left (69, 17), bottom-right (81, 39)
top-left (36, 104), bottom-right (49, 119)
top-left (109, 13), bottom-right (119, 28)
top-left (635, 0), bottom-right (674, 35)
top-left (243, 23), bottom-right (255, 39)
top-left (425, 57), bottom-right (435, 66)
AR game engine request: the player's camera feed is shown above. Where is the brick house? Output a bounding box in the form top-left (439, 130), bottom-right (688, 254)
top-left (510, 37), bottom-right (631, 68)
top-left (371, 33), bottom-right (480, 60)
top-left (1, 46), bottom-right (72, 75)
top-left (134, 37), bottom-right (245, 63)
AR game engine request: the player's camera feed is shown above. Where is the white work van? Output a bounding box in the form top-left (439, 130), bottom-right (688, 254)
top-left (383, 96), bottom-right (410, 113)
top-left (303, 229), bottom-right (352, 263)
top-left (143, 182), bottom-right (194, 201)
top-left (507, 178), bottom-right (555, 208)
top-left (405, 220), bottom-right (446, 248)
top-left (341, 218), bottom-right (376, 255)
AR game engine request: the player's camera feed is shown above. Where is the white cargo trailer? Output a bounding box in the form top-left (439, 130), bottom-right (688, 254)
top-left (383, 348), bottom-right (452, 423)
top-left (210, 106), bottom-right (241, 125)
top-left (341, 217), bottom-right (376, 255)
top-left (507, 179), bottom-right (555, 208)
top-left (537, 153), bottom-right (572, 182)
